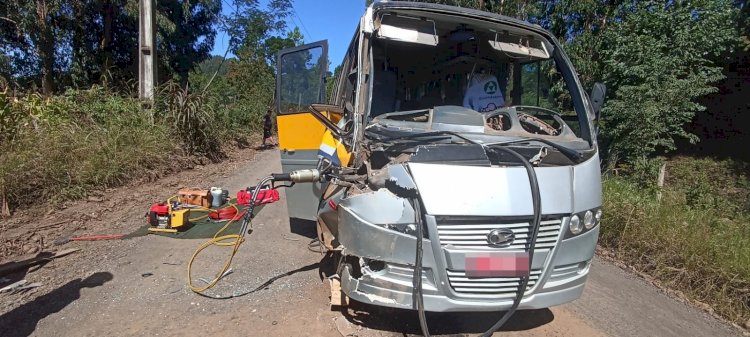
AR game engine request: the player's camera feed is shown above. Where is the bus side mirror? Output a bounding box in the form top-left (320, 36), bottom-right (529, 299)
top-left (590, 82), bottom-right (606, 120)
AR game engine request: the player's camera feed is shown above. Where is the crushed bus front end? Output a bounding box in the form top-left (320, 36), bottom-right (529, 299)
top-left (274, 1), bottom-right (605, 313)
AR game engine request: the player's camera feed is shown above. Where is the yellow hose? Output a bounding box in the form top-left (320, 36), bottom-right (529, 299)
top-left (187, 203), bottom-right (245, 293)
top-left (187, 234), bottom-right (243, 293)
top-left (183, 175), bottom-right (275, 296)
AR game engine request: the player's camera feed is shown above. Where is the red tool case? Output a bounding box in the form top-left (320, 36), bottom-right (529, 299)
top-left (237, 186), bottom-right (279, 206)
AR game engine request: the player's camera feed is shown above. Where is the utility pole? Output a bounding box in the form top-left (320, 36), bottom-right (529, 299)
top-left (139, 0), bottom-right (157, 105)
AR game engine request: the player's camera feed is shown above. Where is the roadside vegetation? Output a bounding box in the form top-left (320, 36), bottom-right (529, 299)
top-left (0, 87), bottom-right (170, 206)
top-left (0, 0), bottom-right (297, 210)
top-left (603, 158), bottom-right (750, 323)
top-left (407, 0), bottom-right (750, 327)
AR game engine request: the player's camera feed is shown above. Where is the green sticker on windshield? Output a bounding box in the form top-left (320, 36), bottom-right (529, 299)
top-left (484, 80), bottom-right (498, 95)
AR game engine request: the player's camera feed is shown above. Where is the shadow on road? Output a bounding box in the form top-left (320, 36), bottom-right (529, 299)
top-left (254, 144), bottom-right (277, 151)
top-left (288, 217), bottom-right (317, 239)
top-left (200, 261), bottom-right (322, 299)
top-left (0, 272), bottom-right (113, 337)
top-left (342, 301), bottom-right (554, 335)
top-left (0, 252), bottom-right (58, 289)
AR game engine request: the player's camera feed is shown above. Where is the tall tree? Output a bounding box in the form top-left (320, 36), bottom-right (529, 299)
top-left (1, 0), bottom-right (222, 91)
top-left (224, 0), bottom-right (293, 61)
top-left (34, 0), bottom-right (56, 94)
top-left (0, 0), bottom-right (65, 94)
top-left (157, 0), bottom-right (222, 83)
top-left (598, 1), bottom-right (739, 162)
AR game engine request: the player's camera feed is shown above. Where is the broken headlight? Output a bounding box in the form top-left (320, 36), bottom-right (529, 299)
top-left (565, 208), bottom-right (601, 238)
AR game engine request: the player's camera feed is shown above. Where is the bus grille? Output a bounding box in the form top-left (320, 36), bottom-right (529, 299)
top-left (435, 217), bottom-right (563, 249)
top-left (447, 269), bottom-right (542, 298)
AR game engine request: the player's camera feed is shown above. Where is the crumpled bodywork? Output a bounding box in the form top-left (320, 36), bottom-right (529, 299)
top-left (332, 154), bottom-right (601, 312)
top-left (305, 1), bottom-right (603, 313)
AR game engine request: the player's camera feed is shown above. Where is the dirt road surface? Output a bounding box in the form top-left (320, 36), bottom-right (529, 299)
top-left (0, 148), bottom-right (744, 337)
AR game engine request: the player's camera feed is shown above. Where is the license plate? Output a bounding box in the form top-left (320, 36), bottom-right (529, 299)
top-left (465, 252), bottom-right (530, 277)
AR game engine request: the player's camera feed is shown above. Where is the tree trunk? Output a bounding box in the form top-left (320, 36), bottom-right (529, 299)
top-left (72, 0), bottom-right (85, 84)
top-left (100, 0), bottom-right (114, 84)
top-left (36, 0), bottom-right (55, 95)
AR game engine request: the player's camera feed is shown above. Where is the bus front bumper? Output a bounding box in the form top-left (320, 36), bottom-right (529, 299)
top-left (337, 206), bottom-right (599, 312)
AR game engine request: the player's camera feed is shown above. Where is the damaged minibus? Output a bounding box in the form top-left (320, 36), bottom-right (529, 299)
top-left (272, 1), bottom-right (605, 332)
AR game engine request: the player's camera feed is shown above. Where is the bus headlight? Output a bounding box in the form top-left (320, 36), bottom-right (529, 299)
top-left (569, 214), bottom-right (583, 235)
top-left (583, 210), bottom-right (595, 230)
top-left (565, 208), bottom-right (601, 238)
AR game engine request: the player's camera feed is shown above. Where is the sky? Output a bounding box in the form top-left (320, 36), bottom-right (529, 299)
top-left (211, 0), bottom-right (366, 67)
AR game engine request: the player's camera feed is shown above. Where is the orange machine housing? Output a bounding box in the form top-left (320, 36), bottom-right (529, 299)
top-left (178, 188), bottom-right (212, 208)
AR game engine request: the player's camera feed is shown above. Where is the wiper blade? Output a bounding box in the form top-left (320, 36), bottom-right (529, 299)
top-left (491, 138), bottom-right (583, 162)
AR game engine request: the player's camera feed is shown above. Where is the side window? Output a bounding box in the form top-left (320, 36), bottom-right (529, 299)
top-left (276, 41), bottom-right (328, 115)
top-left (332, 36), bottom-right (359, 109)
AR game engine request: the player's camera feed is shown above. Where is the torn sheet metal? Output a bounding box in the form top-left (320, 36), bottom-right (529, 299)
top-left (340, 188), bottom-right (415, 224)
top-left (337, 205), bottom-right (435, 265)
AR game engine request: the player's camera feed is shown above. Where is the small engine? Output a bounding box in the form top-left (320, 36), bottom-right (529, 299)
top-left (147, 202), bottom-right (189, 230)
top-left (147, 203), bottom-right (170, 228)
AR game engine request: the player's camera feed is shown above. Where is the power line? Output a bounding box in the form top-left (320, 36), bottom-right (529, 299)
top-left (291, 5), bottom-right (313, 41)
top-left (286, 13), bottom-right (305, 43)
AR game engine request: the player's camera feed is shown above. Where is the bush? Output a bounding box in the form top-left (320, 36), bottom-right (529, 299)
top-left (0, 73), bottom-right (276, 211)
top-left (0, 87), bottom-right (173, 208)
top-left (157, 82), bottom-right (221, 158)
top-left (602, 157), bottom-right (750, 325)
top-left (187, 59), bottom-right (272, 143)
top-left (597, 1), bottom-right (738, 165)
top-left (666, 157), bottom-right (749, 213)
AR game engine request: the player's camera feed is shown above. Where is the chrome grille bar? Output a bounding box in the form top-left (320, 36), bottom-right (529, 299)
top-left (447, 269), bottom-right (542, 298)
top-left (436, 218), bottom-right (563, 249)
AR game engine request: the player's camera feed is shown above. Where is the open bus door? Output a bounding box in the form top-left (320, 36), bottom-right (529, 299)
top-left (275, 40), bottom-right (331, 221)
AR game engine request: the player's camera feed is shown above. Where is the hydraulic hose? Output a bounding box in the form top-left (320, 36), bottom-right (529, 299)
top-left (187, 169), bottom-right (321, 298)
top-left (478, 146), bottom-right (542, 337)
top-left (410, 145), bottom-right (542, 337)
top-left (412, 198), bottom-right (430, 337)
top-left (187, 175), bottom-right (274, 296)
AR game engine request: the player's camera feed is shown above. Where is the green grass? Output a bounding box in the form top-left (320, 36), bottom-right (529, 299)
top-left (602, 158), bottom-right (750, 324)
top-left (0, 89), bottom-right (173, 206)
top-left (0, 84), bottom-right (268, 209)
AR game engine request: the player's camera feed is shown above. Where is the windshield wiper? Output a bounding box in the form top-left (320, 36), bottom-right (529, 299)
top-left (374, 131), bottom-right (468, 152)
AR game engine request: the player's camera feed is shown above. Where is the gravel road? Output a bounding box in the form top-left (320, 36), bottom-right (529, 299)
top-left (0, 148), bottom-right (744, 337)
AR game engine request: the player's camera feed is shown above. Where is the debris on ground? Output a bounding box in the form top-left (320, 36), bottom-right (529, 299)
top-left (0, 280), bottom-right (42, 294)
